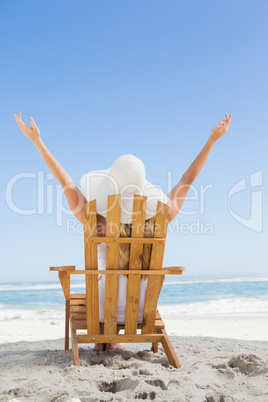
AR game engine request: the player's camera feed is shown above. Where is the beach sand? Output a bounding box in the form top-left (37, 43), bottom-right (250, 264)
top-left (1, 317), bottom-right (268, 402)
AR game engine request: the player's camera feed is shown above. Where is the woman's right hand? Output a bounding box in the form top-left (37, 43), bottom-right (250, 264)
top-left (13, 111), bottom-right (40, 143)
top-left (209, 113), bottom-right (233, 143)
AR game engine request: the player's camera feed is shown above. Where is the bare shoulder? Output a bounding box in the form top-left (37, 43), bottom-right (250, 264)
top-left (97, 213), bottom-right (107, 236)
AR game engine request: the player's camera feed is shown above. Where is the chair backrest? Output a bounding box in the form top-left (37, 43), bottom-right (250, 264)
top-left (83, 194), bottom-right (169, 335)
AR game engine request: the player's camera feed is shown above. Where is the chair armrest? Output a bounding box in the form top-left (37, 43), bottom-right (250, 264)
top-left (50, 266), bottom-right (76, 272)
top-left (162, 266), bottom-right (185, 273)
top-left (50, 266), bottom-right (184, 274)
top-left (63, 267), bottom-right (184, 275)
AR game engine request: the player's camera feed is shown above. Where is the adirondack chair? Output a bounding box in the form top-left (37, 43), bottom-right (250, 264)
top-left (50, 194), bottom-right (185, 368)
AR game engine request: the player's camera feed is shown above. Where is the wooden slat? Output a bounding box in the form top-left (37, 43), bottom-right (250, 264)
top-left (71, 318), bottom-right (165, 330)
top-left (142, 202), bottom-right (169, 334)
top-left (70, 309), bottom-right (86, 315)
top-left (71, 319), bottom-right (165, 330)
top-left (70, 294), bottom-right (86, 299)
top-left (104, 195), bottom-right (121, 335)
top-left (154, 319), bottom-right (165, 329)
top-left (77, 334), bottom-right (164, 344)
top-left (70, 299), bottom-right (86, 306)
top-left (125, 195), bottom-right (146, 334)
top-left (58, 271), bottom-right (70, 300)
top-left (85, 237), bottom-right (165, 244)
top-left (70, 306), bottom-right (86, 313)
top-left (84, 200), bottom-right (100, 334)
top-left (65, 268), bottom-right (184, 275)
top-left (70, 310), bottom-right (85, 315)
top-left (71, 321), bottom-right (88, 329)
top-left (50, 265), bottom-right (75, 271)
top-left (71, 314), bottom-right (86, 321)
top-left (156, 311), bottom-right (162, 320)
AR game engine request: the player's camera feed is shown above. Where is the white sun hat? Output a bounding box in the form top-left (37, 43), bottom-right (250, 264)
top-left (80, 154), bottom-right (169, 223)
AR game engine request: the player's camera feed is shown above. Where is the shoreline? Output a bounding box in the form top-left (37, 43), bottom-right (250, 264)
top-left (0, 314), bottom-right (268, 344)
top-left (0, 315), bottom-right (267, 344)
top-left (164, 315), bottom-right (268, 342)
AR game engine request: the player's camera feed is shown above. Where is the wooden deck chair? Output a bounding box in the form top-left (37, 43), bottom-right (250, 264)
top-left (50, 194), bottom-right (185, 368)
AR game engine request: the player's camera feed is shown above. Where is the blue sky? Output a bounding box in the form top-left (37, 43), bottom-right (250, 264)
top-left (1, 0), bottom-right (267, 282)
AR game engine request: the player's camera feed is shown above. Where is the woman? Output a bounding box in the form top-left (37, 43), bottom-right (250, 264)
top-left (80, 153), bottom-right (170, 352)
top-left (13, 111), bottom-right (233, 351)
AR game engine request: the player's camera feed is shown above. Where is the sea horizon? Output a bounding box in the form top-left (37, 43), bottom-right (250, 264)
top-left (1, 274), bottom-right (267, 322)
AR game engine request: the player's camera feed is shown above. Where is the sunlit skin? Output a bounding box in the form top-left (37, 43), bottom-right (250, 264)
top-left (14, 111), bottom-right (233, 351)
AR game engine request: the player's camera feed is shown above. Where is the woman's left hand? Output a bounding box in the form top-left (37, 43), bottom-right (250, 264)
top-left (14, 111), bottom-right (41, 143)
top-left (210, 113), bottom-right (233, 143)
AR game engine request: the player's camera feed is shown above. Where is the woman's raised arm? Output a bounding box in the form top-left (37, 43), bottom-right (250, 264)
top-left (13, 111), bottom-right (87, 224)
top-left (167, 113), bottom-right (233, 222)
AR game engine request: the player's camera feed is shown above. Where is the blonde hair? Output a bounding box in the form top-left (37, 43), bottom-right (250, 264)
top-left (118, 218), bottom-right (155, 280)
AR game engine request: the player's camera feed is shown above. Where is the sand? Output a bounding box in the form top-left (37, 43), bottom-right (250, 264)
top-left (0, 317), bottom-right (268, 402)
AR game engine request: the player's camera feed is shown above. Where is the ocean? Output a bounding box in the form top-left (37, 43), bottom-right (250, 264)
top-left (0, 275), bottom-right (267, 322)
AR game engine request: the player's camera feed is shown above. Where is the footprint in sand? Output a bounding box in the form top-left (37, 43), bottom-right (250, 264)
top-left (212, 363), bottom-right (236, 379)
top-left (139, 368), bottom-right (150, 376)
top-left (228, 354), bottom-right (267, 376)
top-left (145, 379), bottom-right (167, 390)
top-left (134, 391), bottom-right (156, 400)
top-left (97, 377), bottom-right (139, 393)
top-left (205, 392), bottom-right (232, 402)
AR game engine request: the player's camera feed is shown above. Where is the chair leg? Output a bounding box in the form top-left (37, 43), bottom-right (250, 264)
top-left (151, 328), bottom-right (158, 353)
top-left (65, 300), bottom-right (70, 350)
top-left (151, 342), bottom-right (158, 353)
top-left (159, 328), bottom-right (181, 368)
top-left (71, 328), bottom-right (80, 366)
